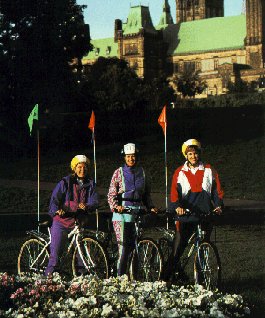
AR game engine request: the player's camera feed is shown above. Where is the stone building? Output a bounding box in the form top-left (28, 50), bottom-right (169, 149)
top-left (82, 0), bottom-right (265, 96)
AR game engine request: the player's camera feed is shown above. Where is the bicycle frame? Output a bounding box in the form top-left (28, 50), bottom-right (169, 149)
top-left (24, 224), bottom-right (95, 274)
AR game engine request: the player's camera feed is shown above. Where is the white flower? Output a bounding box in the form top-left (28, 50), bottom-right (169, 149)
top-left (245, 307), bottom-right (251, 315)
top-left (101, 303), bottom-right (113, 317)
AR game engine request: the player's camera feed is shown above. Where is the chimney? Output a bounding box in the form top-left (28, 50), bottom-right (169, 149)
top-left (114, 19), bottom-right (122, 42)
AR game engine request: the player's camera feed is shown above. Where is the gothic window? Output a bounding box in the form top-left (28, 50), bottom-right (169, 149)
top-left (231, 55), bottom-right (237, 63)
top-left (131, 60), bottom-right (138, 71)
top-left (124, 43), bottom-right (138, 55)
top-left (214, 58), bottom-right (219, 70)
top-left (184, 61), bottom-right (195, 73)
top-left (195, 60), bottom-right (201, 71)
top-left (106, 46), bottom-right (111, 55)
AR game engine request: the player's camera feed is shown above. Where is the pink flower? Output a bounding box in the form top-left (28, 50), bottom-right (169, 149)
top-left (40, 285), bottom-right (48, 292)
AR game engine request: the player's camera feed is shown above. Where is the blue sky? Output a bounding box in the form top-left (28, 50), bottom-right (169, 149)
top-left (77, 0), bottom-right (244, 39)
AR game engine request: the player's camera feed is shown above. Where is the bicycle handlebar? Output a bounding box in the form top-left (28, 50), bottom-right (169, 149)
top-left (114, 207), bottom-right (149, 215)
top-left (55, 208), bottom-right (95, 217)
top-left (174, 208), bottom-right (221, 223)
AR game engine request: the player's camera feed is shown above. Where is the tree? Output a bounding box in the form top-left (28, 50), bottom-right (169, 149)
top-left (0, 0), bottom-right (92, 131)
top-left (143, 73), bottom-right (175, 110)
top-left (227, 79), bottom-right (252, 93)
top-left (79, 57), bottom-right (146, 112)
top-left (173, 70), bottom-right (207, 98)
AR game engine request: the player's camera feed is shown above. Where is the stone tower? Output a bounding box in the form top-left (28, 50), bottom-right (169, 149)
top-left (245, 0), bottom-right (265, 68)
top-left (175, 0), bottom-right (224, 23)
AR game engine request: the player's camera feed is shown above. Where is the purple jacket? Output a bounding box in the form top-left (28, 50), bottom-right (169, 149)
top-left (49, 175), bottom-right (98, 227)
top-left (108, 165), bottom-right (154, 211)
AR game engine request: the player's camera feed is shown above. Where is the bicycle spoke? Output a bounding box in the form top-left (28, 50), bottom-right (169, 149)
top-left (194, 242), bottom-right (221, 290)
top-left (18, 239), bottom-right (49, 275)
top-left (72, 237), bottom-right (108, 279)
top-left (130, 239), bottom-right (162, 282)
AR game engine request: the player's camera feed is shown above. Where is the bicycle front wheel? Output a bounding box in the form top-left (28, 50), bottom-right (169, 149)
top-left (130, 239), bottom-right (163, 282)
top-left (72, 237), bottom-right (109, 279)
top-left (18, 238), bottom-right (49, 275)
top-left (194, 241), bottom-right (221, 290)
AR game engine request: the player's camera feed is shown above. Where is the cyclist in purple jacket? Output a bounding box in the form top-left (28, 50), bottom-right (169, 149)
top-left (45, 155), bottom-right (98, 276)
top-left (108, 143), bottom-right (158, 276)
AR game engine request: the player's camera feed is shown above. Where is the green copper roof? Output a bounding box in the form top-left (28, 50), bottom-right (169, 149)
top-left (123, 5), bottom-right (156, 35)
top-left (171, 15), bottom-right (246, 55)
top-left (83, 38), bottom-right (118, 60)
top-left (83, 14), bottom-right (247, 61)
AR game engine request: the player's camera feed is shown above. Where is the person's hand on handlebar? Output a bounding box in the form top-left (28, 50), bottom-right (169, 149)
top-left (213, 206), bottom-right (222, 215)
top-left (175, 207), bottom-right (186, 216)
top-left (150, 207), bottom-right (158, 214)
top-left (78, 203), bottom-right (86, 210)
top-left (115, 206), bottom-right (125, 213)
top-left (55, 209), bottom-right (65, 217)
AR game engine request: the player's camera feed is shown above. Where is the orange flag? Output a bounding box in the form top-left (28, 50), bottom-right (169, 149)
top-left (158, 105), bottom-right (166, 135)
top-left (88, 110), bottom-right (95, 132)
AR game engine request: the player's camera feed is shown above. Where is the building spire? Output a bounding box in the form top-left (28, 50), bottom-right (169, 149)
top-left (159, 0), bottom-right (174, 25)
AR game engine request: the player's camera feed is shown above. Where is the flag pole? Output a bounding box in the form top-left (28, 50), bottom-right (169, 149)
top-left (37, 128), bottom-right (40, 232)
top-left (88, 110), bottom-right (98, 231)
top-left (92, 128), bottom-right (97, 184)
top-left (158, 105), bottom-right (169, 229)
top-left (164, 108), bottom-right (169, 230)
top-left (92, 128), bottom-right (99, 232)
top-left (28, 103), bottom-right (39, 232)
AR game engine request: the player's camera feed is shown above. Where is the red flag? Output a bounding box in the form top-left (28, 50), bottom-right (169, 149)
top-left (88, 110), bottom-right (95, 132)
top-left (158, 105), bottom-right (166, 135)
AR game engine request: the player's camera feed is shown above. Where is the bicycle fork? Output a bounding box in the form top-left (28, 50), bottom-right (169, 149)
top-left (74, 234), bottom-right (97, 276)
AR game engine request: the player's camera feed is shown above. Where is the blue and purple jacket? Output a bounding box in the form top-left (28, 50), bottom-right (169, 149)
top-left (108, 165), bottom-right (154, 222)
top-left (49, 175), bottom-right (98, 228)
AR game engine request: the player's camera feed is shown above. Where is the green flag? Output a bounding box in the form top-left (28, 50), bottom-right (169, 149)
top-left (28, 104), bottom-right (39, 136)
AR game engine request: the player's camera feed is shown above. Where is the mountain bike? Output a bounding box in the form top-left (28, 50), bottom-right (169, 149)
top-left (17, 212), bottom-right (109, 279)
top-left (158, 210), bottom-right (221, 290)
top-left (118, 208), bottom-right (163, 282)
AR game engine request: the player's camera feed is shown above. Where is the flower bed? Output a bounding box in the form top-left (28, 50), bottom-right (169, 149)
top-left (0, 272), bottom-right (250, 317)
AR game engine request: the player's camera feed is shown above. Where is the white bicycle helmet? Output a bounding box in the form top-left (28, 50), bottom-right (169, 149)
top-left (121, 143), bottom-right (139, 155)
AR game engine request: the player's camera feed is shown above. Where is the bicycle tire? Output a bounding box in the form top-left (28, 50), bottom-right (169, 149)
top-left (72, 237), bottom-right (109, 279)
top-left (194, 241), bottom-right (221, 290)
top-left (130, 238), bottom-right (163, 282)
top-left (158, 237), bottom-right (172, 265)
top-left (18, 238), bottom-right (49, 275)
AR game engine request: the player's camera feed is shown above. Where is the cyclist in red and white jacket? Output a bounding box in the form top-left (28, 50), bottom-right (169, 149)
top-left (166, 139), bottom-right (224, 282)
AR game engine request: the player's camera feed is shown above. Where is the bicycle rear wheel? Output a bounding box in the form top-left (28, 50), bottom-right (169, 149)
top-left (159, 238), bottom-right (172, 265)
top-left (18, 238), bottom-right (49, 275)
top-left (130, 239), bottom-right (163, 282)
top-left (194, 241), bottom-right (221, 290)
top-left (72, 237), bottom-right (109, 279)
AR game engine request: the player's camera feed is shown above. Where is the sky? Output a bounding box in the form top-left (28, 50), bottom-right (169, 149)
top-left (77, 0), bottom-right (244, 39)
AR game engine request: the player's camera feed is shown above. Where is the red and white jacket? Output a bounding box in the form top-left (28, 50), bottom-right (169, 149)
top-left (170, 161), bottom-right (224, 216)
